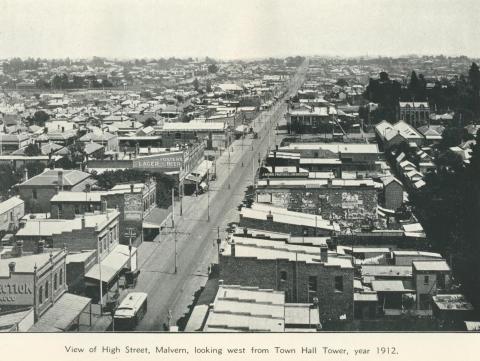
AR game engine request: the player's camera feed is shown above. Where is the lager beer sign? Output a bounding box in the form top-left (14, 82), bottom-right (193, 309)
top-left (133, 152), bottom-right (184, 170)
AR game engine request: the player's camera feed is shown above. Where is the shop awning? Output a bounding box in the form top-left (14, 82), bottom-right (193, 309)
top-left (142, 222), bottom-right (161, 229)
top-left (29, 293), bottom-right (91, 332)
top-left (85, 244), bottom-right (137, 284)
top-left (143, 207), bottom-right (172, 229)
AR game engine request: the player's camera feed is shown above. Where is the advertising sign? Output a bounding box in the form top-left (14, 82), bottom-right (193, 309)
top-left (133, 153), bottom-right (184, 170)
top-left (0, 274), bottom-right (35, 305)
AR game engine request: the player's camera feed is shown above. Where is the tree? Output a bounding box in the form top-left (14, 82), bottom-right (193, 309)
top-left (0, 164), bottom-right (19, 198)
top-left (408, 71), bottom-right (419, 98)
top-left (31, 110), bottom-right (50, 126)
top-left (336, 79), bottom-right (348, 87)
top-left (437, 150), bottom-right (463, 172)
top-left (207, 64), bottom-right (218, 74)
top-left (439, 127), bottom-right (468, 149)
top-left (56, 142), bottom-right (85, 169)
top-left (24, 143), bottom-right (42, 156)
top-left (466, 129), bottom-right (480, 180)
top-left (193, 78), bottom-right (200, 91)
top-left (144, 117), bottom-right (157, 127)
top-left (364, 71), bottom-right (401, 122)
top-left (35, 79), bottom-right (50, 89)
top-left (468, 62), bottom-right (480, 115)
top-left (468, 62), bottom-right (480, 91)
top-left (206, 80), bottom-right (213, 93)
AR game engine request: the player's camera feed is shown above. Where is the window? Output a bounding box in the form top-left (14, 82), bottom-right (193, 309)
top-left (58, 204), bottom-right (63, 218)
top-left (54, 274), bottom-right (58, 290)
top-left (39, 286), bottom-right (43, 303)
top-left (308, 276), bottom-right (317, 293)
top-left (280, 271), bottom-right (287, 282)
top-left (424, 275), bottom-right (430, 285)
top-left (437, 274), bottom-right (446, 289)
top-left (59, 269), bottom-right (63, 285)
top-left (74, 205), bottom-right (80, 214)
top-left (175, 132), bottom-right (181, 140)
top-left (45, 281), bottom-right (49, 298)
top-left (32, 189), bottom-right (37, 200)
top-left (334, 276), bottom-right (343, 292)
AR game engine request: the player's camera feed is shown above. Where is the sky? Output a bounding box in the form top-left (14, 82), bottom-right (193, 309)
top-left (0, 0), bottom-right (479, 60)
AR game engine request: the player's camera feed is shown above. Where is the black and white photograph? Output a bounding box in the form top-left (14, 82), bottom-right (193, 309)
top-left (0, 0), bottom-right (479, 359)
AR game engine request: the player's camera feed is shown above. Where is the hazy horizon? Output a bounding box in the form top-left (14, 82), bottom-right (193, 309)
top-left (0, 0), bottom-right (479, 59)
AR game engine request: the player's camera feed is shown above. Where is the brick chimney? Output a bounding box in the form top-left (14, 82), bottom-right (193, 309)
top-left (58, 170), bottom-right (64, 191)
top-left (230, 240), bottom-right (236, 257)
top-left (266, 210), bottom-right (273, 221)
top-left (24, 167), bottom-right (29, 182)
top-left (8, 262), bottom-right (16, 273)
top-left (272, 151), bottom-right (277, 174)
top-left (130, 183), bottom-right (134, 193)
top-left (320, 246), bottom-right (328, 263)
top-left (81, 216), bottom-right (86, 229)
top-left (15, 240), bottom-right (23, 257)
top-left (243, 227), bottom-right (248, 236)
top-left (101, 200), bottom-right (107, 214)
top-left (37, 239), bottom-right (45, 254)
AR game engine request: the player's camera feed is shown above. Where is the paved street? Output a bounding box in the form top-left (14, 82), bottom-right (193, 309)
top-left (132, 62), bottom-right (308, 331)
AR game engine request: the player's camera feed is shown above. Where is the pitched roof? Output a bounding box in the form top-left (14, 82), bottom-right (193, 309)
top-left (380, 176), bottom-right (403, 187)
top-left (15, 210), bottom-right (119, 237)
top-left (413, 260), bottom-right (450, 272)
top-left (375, 120), bottom-right (423, 142)
top-left (0, 196), bottom-right (24, 215)
top-left (371, 280), bottom-right (413, 292)
top-left (224, 236), bottom-right (353, 269)
top-left (79, 131), bottom-right (116, 142)
top-left (18, 169), bottom-right (91, 187)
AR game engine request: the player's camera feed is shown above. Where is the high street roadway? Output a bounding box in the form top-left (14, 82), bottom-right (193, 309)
top-left (133, 61), bottom-right (309, 331)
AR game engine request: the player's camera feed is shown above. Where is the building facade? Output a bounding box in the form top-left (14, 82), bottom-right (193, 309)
top-left (0, 245), bottom-right (67, 320)
top-left (17, 169), bottom-right (94, 213)
top-left (219, 238), bottom-right (354, 321)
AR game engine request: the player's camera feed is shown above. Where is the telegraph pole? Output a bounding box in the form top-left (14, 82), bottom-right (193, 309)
top-left (174, 229), bottom-right (177, 274)
top-left (216, 226), bottom-right (221, 262)
top-left (227, 148), bottom-right (231, 190)
top-left (207, 168), bottom-right (210, 222)
top-left (171, 188), bottom-right (175, 228)
top-left (124, 227), bottom-right (136, 270)
top-left (179, 181), bottom-right (183, 216)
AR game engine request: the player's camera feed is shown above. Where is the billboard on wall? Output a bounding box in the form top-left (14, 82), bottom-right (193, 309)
top-left (124, 193), bottom-right (143, 221)
top-left (133, 152), bottom-right (184, 171)
top-left (0, 274), bottom-right (35, 306)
